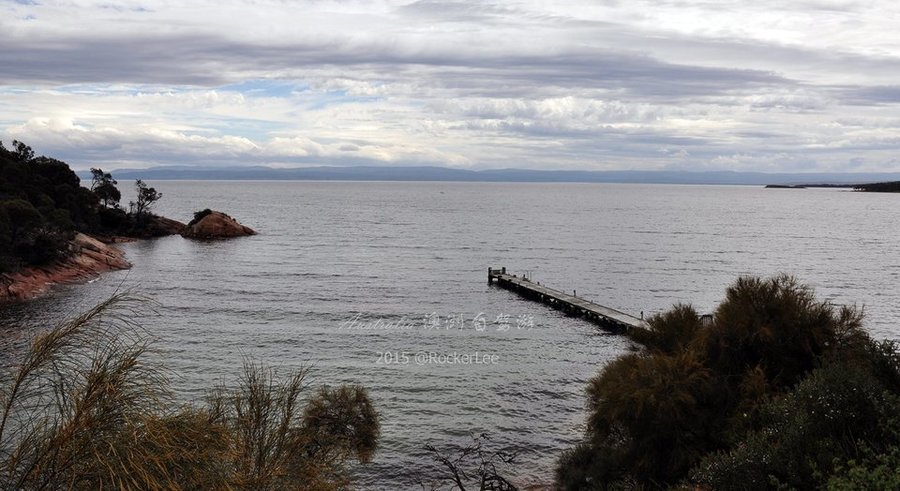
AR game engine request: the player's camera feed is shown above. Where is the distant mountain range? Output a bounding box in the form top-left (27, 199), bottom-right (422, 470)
top-left (75, 165), bottom-right (900, 186)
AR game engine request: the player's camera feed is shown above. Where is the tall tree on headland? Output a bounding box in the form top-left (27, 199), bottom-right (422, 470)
top-left (90, 168), bottom-right (121, 208)
top-left (129, 179), bottom-right (162, 218)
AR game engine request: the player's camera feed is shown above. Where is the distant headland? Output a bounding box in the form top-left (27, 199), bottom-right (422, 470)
top-left (853, 181), bottom-right (900, 193)
top-left (75, 165), bottom-right (900, 186)
top-left (765, 181), bottom-right (900, 192)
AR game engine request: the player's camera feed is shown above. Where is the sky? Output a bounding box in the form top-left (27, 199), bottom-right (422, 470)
top-left (1, 0), bottom-right (899, 172)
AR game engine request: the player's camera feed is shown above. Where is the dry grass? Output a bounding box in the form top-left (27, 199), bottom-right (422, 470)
top-left (0, 294), bottom-right (380, 490)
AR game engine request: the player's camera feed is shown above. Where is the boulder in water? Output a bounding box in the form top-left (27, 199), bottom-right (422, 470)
top-left (181, 210), bottom-right (256, 239)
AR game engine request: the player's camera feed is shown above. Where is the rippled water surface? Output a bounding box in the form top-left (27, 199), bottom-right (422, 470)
top-left (3, 182), bottom-right (899, 488)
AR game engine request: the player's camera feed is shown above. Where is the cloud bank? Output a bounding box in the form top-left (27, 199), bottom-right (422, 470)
top-left (1, 0), bottom-right (899, 172)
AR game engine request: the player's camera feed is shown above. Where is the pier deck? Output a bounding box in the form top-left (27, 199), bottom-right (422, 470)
top-left (488, 267), bottom-right (646, 333)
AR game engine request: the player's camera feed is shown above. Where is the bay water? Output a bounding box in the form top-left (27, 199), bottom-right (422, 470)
top-left (3, 182), bottom-right (898, 487)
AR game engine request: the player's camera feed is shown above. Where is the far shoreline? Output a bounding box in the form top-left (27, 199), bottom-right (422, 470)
top-left (76, 167), bottom-right (900, 186)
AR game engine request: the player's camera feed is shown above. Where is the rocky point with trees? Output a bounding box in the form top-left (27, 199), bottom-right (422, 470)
top-left (0, 140), bottom-right (189, 301)
top-left (0, 140), bottom-right (256, 302)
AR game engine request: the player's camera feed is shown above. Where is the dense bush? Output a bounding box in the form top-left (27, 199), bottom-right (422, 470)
top-left (0, 294), bottom-right (380, 489)
top-left (692, 348), bottom-right (900, 489)
top-left (557, 275), bottom-right (900, 489)
top-left (0, 204), bottom-right (73, 270)
top-left (0, 142), bottom-right (97, 232)
top-left (15, 227), bottom-right (71, 265)
top-left (0, 142), bottom-right (92, 271)
top-left (97, 205), bottom-right (129, 231)
top-left (826, 445), bottom-right (900, 489)
top-left (0, 141), bottom-right (176, 272)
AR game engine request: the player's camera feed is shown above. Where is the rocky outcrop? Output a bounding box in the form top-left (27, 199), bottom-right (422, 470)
top-left (0, 233), bottom-right (131, 302)
top-left (94, 215), bottom-right (186, 243)
top-left (181, 210), bottom-right (256, 239)
top-left (147, 215), bottom-right (187, 236)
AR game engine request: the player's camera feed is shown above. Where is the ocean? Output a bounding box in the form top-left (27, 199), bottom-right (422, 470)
top-left (2, 181), bottom-right (898, 488)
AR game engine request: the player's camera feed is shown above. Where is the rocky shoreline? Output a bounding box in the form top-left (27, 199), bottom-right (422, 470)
top-left (0, 233), bottom-right (131, 302)
top-left (0, 210), bottom-right (255, 303)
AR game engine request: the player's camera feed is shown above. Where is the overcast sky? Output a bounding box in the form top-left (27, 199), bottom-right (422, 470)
top-left (1, 0), bottom-right (899, 172)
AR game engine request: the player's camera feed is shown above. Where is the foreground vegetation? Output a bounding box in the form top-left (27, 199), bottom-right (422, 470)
top-left (0, 294), bottom-right (379, 490)
top-left (0, 140), bottom-right (165, 273)
top-left (557, 275), bottom-right (900, 489)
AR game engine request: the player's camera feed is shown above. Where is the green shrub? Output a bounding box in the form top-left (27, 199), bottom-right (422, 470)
top-left (97, 205), bottom-right (129, 232)
top-left (827, 446), bottom-right (900, 490)
top-left (0, 199), bottom-right (42, 242)
top-left (557, 275), bottom-right (886, 489)
top-left (16, 227), bottom-right (72, 265)
top-left (692, 353), bottom-right (900, 489)
top-left (628, 303), bottom-right (703, 355)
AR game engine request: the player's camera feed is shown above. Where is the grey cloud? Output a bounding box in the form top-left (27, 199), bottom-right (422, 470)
top-left (425, 54), bottom-right (784, 99)
top-left (3, 0), bottom-right (900, 172)
top-left (0, 30), bottom-right (785, 101)
top-left (5, 0), bottom-right (892, 106)
top-left (454, 117), bottom-right (718, 148)
top-left (832, 86), bottom-right (900, 105)
top-left (397, 0), bottom-right (521, 23)
top-left (734, 130), bottom-right (789, 139)
top-left (0, 34), bottom-right (234, 85)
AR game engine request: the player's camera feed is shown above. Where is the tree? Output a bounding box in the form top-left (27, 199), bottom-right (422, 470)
top-left (0, 199), bottom-right (43, 244)
top-left (90, 168), bottom-right (121, 208)
top-left (12, 140), bottom-right (34, 163)
top-left (0, 199), bottom-right (71, 267)
top-left (129, 179), bottom-right (162, 218)
top-left (0, 199), bottom-right (45, 271)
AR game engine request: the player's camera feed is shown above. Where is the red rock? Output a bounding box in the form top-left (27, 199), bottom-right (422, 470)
top-left (181, 211), bottom-right (256, 239)
top-left (0, 233), bottom-right (131, 303)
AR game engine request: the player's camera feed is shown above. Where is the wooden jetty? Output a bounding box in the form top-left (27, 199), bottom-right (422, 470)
top-left (488, 267), bottom-right (647, 333)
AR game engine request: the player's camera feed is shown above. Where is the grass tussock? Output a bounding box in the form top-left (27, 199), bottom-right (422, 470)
top-left (0, 293), bottom-right (379, 490)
